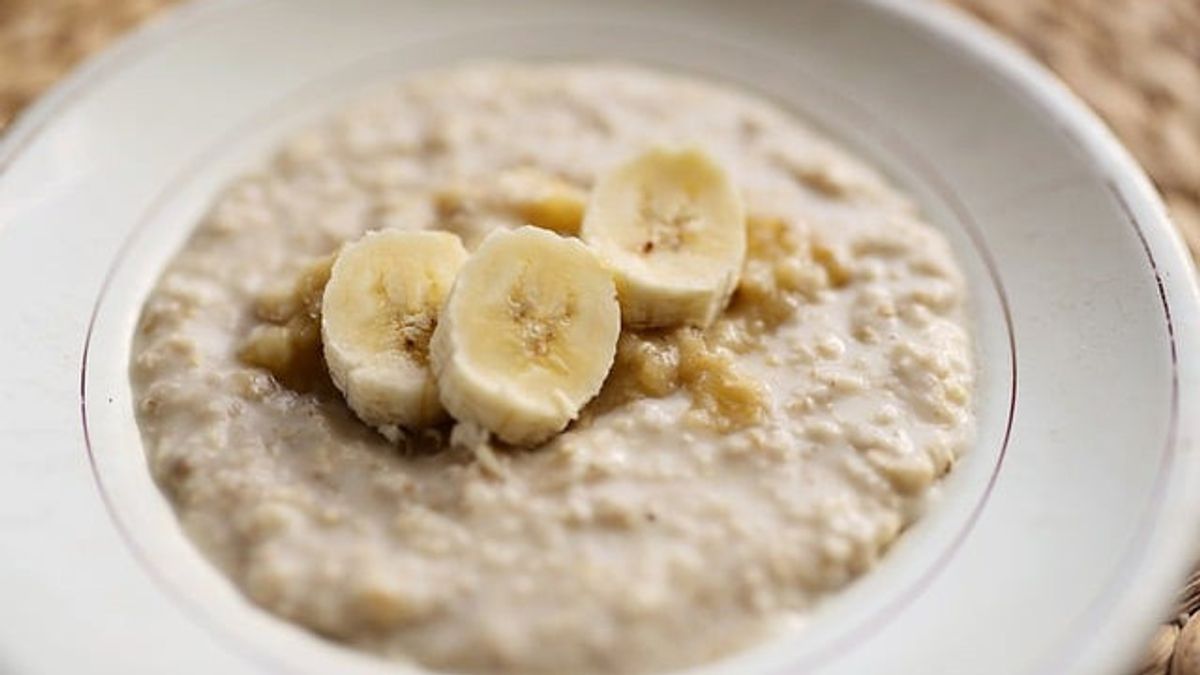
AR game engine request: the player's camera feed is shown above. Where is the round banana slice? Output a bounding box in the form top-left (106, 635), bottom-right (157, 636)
top-left (322, 229), bottom-right (468, 431)
top-left (581, 146), bottom-right (746, 328)
top-left (430, 226), bottom-right (621, 445)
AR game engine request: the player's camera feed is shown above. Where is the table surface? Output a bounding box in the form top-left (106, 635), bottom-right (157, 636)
top-left (0, 1), bottom-right (1196, 673)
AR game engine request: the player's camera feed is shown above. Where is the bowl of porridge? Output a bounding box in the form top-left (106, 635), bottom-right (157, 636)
top-left (1, 1), bottom-right (1198, 674)
top-left (131, 62), bottom-right (976, 675)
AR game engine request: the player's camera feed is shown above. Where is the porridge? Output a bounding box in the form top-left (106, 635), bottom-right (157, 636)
top-left (131, 63), bottom-right (974, 674)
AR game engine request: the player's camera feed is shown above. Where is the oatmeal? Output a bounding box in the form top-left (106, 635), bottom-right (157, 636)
top-left (131, 63), bottom-right (975, 674)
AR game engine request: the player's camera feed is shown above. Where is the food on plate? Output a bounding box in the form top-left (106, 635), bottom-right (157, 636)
top-left (131, 63), bottom-right (975, 675)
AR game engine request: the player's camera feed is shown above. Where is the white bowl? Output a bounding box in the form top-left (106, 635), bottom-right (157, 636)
top-left (1, 1), bottom-right (1197, 673)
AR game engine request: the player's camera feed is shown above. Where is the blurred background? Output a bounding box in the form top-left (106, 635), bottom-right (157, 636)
top-left (0, 0), bottom-right (1196, 673)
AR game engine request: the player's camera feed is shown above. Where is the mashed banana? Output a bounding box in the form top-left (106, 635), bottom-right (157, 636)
top-left (131, 63), bottom-right (974, 675)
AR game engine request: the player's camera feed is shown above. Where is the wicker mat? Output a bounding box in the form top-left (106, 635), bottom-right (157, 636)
top-left (1, 0), bottom-right (1197, 673)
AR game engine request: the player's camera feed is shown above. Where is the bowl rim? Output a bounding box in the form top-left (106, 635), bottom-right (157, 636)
top-left (877, 3), bottom-right (1200, 673)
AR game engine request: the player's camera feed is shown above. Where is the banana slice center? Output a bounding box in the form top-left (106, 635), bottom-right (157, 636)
top-left (507, 267), bottom-right (575, 369)
top-left (368, 274), bottom-right (441, 366)
top-left (391, 308), bottom-right (437, 365)
top-left (638, 188), bottom-right (703, 255)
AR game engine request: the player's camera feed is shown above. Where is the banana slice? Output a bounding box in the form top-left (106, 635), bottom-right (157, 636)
top-left (322, 229), bottom-right (468, 431)
top-left (430, 226), bottom-right (620, 445)
top-left (581, 146), bottom-right (746, 328)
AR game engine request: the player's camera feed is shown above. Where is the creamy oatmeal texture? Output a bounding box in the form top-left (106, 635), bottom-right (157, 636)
top-left (131, 63), bottom-right (975, 675)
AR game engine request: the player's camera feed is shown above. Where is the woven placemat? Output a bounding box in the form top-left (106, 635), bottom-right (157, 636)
top-left (1, 0), bottom-right (1197, 673)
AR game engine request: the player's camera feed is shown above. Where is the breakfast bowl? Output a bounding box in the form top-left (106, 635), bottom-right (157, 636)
top-left (0, 1), bottom-right (1197, 674)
